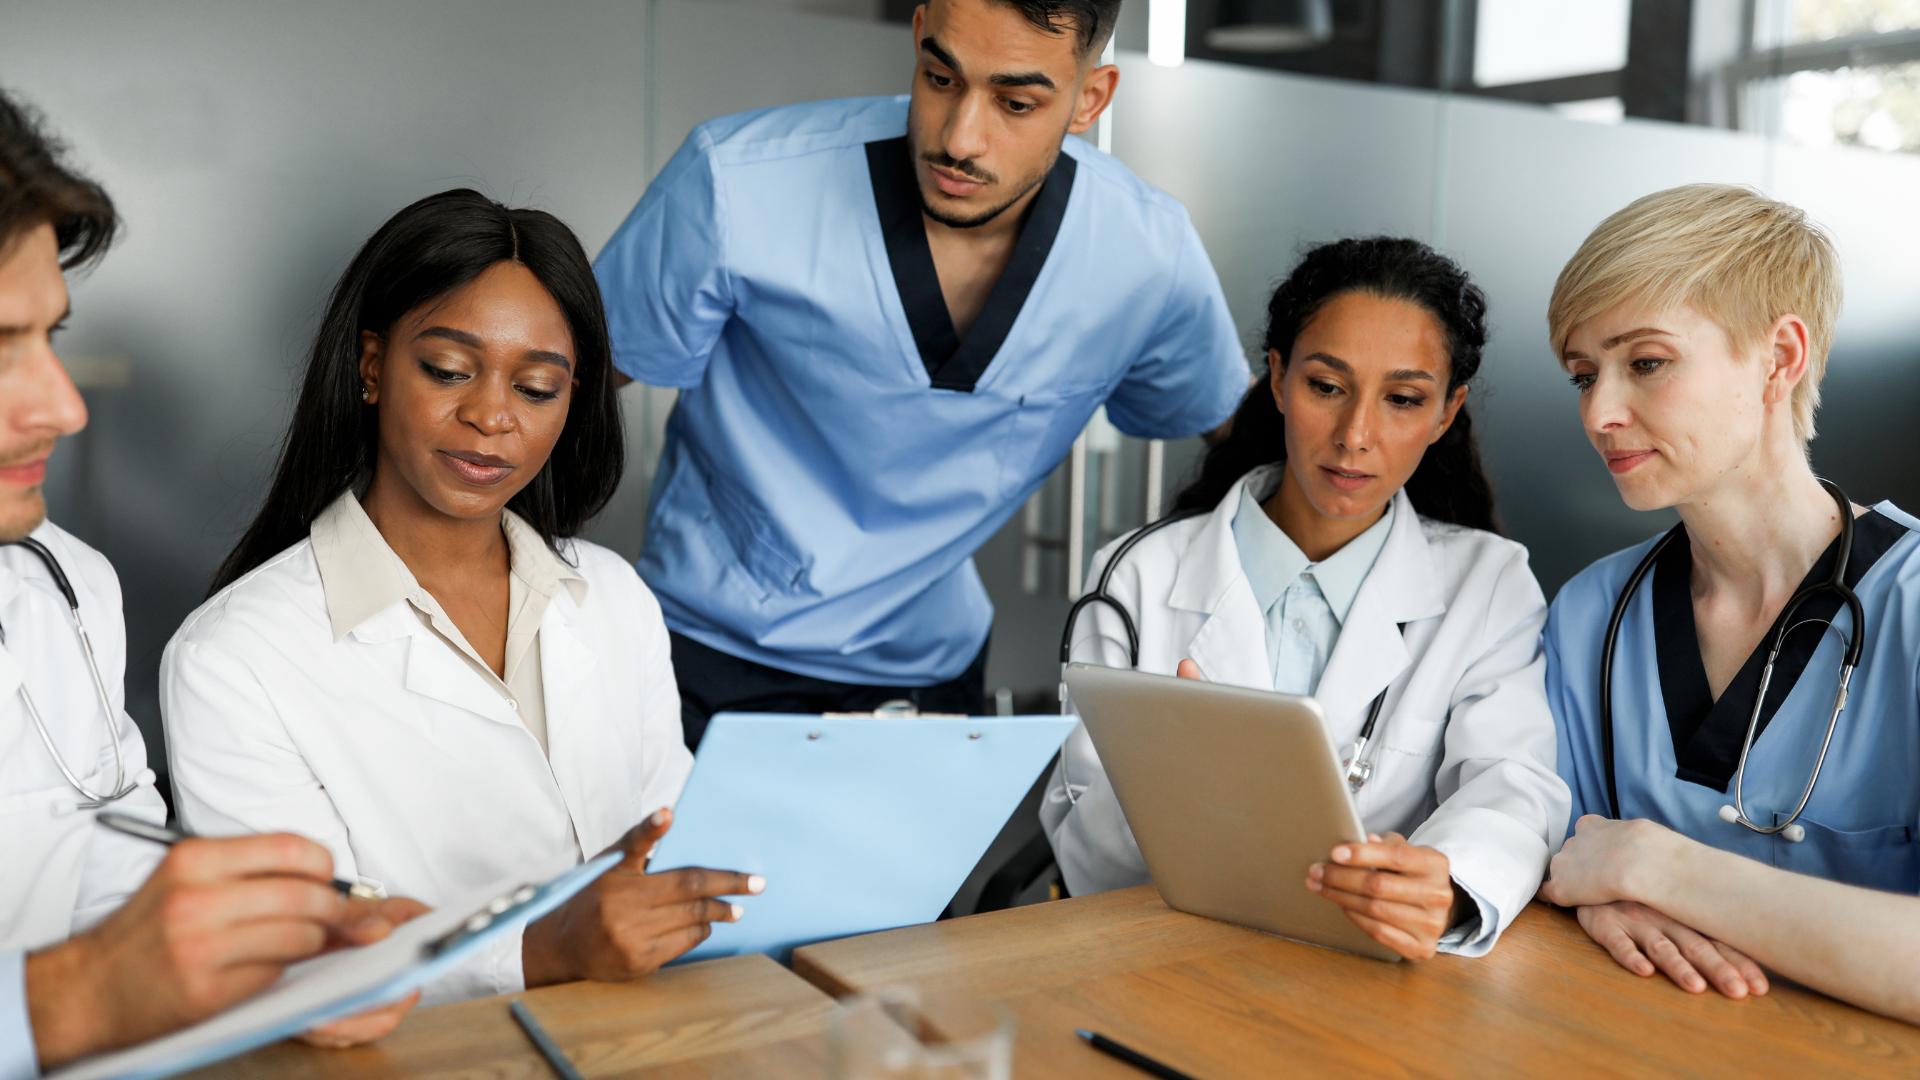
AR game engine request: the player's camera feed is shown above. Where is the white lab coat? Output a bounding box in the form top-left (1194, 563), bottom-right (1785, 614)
top-left (0, 521), bottom-right (165, 954)
top-left (161, 534), bottom-right (692, 1004)
top-left (1042, 466), bottom-right (1570, 954)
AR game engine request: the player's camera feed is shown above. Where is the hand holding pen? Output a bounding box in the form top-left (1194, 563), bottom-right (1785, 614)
top-left (32, 816), bottom-right (423, 1068)
top-left (98, 812), bottom-right (380, 899)
top-left (89, 810), bottom-right (427, 1050)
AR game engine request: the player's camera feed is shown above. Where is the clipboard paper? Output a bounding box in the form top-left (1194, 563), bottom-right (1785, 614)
top-left (48, 851), bottom-right (621, 1080)
top-left (647, 712), bottom-right (1076, 962)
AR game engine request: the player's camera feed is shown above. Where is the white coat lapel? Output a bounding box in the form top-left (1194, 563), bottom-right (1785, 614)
top-left (538, 601), bottom-right (597, 747)
top-left (1315, 490), bottom-right (1447, 730)
top-left (1168, 469), bottom-right (1276, 691)
top-left (0, 641), bottom-right (23, 705)
top-left (353, 605), bottom-right (518, 724)
top-left (0, 565), bottom-right (26, 703)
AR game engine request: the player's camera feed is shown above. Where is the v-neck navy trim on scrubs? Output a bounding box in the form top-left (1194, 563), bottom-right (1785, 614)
top-left (1653, 510), bottom-right (1909, 792)
top-left (865, 135), bottom-right (1077, 393)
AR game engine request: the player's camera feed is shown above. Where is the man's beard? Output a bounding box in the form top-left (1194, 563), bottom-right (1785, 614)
top-left (0, 437), bottom-right (56, 543)
top-left (909, 132), bottom-right (1057, 230)
top-left (0, 489), bottom-right (47, 544)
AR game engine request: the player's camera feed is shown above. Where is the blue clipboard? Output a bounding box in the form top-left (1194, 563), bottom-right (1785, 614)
top-left (647, 711), bottom-right (1076, 962)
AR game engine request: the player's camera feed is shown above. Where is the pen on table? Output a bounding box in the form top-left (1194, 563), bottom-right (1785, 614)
top-left (510, 998), bottom-right (585, 1080)
top-left (1077, 1029), bottom-right (1201, 1080)
top-left (96, 811), bottom-right (381, 900)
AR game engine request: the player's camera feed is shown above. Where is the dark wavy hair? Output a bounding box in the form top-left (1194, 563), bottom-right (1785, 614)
top-left (1000, 0), bottom-right (1122, 55)
top-left (0, 88), bottom-right (117, 270)
top-left (210, 188), bottom-right (623, 595)
top-left (1171, 236), bottom-right (1500, 533)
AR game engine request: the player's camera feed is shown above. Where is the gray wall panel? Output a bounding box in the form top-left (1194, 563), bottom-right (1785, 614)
top-left (1438, 97), bottom-right (1773, 589)
top-left (1, 0), bottom-right (658, 785)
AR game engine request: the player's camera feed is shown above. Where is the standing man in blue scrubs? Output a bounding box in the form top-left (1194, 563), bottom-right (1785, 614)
top-left (595, 0), bottom-right (1248, 744)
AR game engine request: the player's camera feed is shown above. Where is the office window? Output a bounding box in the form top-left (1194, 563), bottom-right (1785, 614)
top-left (1793, 0), bottom-right (1920, 41)
top-left (1473, 0), bottom-right (1631, 87)
top-left (1779, 62), bottom-right (1920, 150)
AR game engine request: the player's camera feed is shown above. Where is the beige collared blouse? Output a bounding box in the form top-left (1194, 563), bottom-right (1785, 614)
top-left (309, 493), bottom-right (584, 756)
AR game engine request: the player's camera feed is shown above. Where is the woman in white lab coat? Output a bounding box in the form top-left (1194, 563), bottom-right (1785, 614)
top-left (162, 190), bottom-right (756, 1005)
top-left (1044, 238), bottom-right (1570, 961)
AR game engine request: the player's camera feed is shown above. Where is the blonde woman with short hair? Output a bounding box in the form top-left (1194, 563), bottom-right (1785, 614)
top-left (1538, 184), bottom-right (1920, 1022)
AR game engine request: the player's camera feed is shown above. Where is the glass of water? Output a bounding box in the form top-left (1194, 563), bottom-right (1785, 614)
top-left (827, 985), bottom-right (1015, 1080)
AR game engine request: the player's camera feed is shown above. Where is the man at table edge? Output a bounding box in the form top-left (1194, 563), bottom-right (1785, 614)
top-left (0, 91), bottom-right (421, 1078)
top-left (595, 0), bottom-right (1248, 741)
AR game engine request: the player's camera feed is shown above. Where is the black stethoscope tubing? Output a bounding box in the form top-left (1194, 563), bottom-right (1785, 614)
top-left (1598, 478), bottom-right (1864, 840)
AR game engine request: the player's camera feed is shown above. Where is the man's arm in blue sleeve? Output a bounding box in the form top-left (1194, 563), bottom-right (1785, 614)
top-left (593, 126), bottom-right (737, 389)
top-left (1100, 217), bottom-right (1249, 441)
top-left (0, 951), bottom-right (38, 1080)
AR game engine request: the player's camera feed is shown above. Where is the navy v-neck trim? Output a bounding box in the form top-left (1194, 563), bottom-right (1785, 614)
top-left (1652, 511), bottom-right (1909, 792)
top-left (865, 135), bottom-right (1076, 393)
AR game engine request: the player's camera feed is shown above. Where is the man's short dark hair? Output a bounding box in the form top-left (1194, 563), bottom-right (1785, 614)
top-left (1001, 0), bottom-right (1121, 57)
top-left (0, 88), bottom-right (116, 270)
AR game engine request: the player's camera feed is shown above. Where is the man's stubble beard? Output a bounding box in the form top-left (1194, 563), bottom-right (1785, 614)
top-left (0, 488), bottom-right (48, 544)
top-left (0, 436), bottom-right (58, 542)
top-left (907, 120), bottom-right (1062, 230)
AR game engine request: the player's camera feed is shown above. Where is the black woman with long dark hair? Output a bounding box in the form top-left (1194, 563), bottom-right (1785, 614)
top-left (1042, 237), bottom-right (1569, 963)
top-left (159, 189), bottom-right (757, 1005)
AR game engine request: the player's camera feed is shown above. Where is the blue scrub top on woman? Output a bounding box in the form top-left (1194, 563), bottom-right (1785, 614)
top-left (1546, 501), bottom-right (1920, 892)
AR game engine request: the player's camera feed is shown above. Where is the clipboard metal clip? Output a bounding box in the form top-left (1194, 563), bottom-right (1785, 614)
top-left (821, 700), bottom-right (965, 719)
top-left (424, 882), bottom-right (541, 958)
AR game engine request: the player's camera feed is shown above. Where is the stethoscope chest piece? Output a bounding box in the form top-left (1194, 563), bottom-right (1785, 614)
top-left (1600, 479), bottom-right (1862, 844)
top-left (1719, 803), bottom-right (1805, 842)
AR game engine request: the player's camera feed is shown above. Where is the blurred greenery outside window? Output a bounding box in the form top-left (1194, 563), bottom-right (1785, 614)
top-left (1779, 0), bottom-right (1920, 152)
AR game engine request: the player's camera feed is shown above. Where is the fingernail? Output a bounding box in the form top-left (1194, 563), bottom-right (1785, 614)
top-left (729, 903), bottom-right (744, 920)
top-left (650, 808), bottom-right (669, 827)
top-left (747, 875), bottom-right (766, 894)
top-left (1305, 877), bottom-right (1321, 891)
top-left (1332, 846), bottom-right (1350, 863)
top-left (1307, 863), bottom-right (1323, 880)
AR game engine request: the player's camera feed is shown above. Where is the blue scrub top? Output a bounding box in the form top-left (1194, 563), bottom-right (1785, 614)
top-left (594, 96), bottom-right (1247, 684)
top-left (1547, 501), bottom-right (1920, 892)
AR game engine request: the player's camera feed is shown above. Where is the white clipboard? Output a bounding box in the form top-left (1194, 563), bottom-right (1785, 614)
top-left (48, 851), bottom-right (622, 1080)
top-left (647, 711), bottom-right (1076, 962)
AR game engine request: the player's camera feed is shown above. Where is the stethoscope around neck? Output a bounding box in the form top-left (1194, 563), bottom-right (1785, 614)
top-left (1598, 478), bottom-right (1864, 843)
top-left (1055, 509), bottom-right (1395, 803)
top-left (2, 537), bottom-right (150, 810)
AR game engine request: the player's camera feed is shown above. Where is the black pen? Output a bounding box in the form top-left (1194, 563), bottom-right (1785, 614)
top-left (96, 811), bottom-right (380, 900)
top-left (1077, 1029), bottom-right (1201, 1080)
top-left (510, 998), bottom-right (585, 1080)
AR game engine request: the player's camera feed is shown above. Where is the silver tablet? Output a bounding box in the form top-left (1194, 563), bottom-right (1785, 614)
top-left (1063, 663), bottom-right (1401, 963)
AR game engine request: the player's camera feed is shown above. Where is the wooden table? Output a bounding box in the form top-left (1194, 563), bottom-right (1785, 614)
top-left (184, 953), bottom-right (834, 1080)
top-left (792, 885), bottom-right (1920, 1079)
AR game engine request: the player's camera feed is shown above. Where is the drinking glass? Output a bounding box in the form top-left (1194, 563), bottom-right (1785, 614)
top-left (827, 985), bottom-right (1015, 1080)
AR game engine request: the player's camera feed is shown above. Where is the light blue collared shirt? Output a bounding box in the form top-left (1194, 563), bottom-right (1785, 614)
top-left (1230, 484), bottom-right (1490, 948)
top-left (595, 96), bottom-right (1247, 684)
top-left (1231, 480), bottom-right (1394, 695)
top-left (1, 950), bottom-right (35, 1080)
